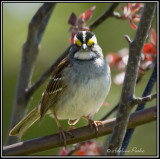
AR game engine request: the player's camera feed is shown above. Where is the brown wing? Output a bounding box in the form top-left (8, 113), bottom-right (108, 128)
top-left (39, 57), bottom-right (70, 119)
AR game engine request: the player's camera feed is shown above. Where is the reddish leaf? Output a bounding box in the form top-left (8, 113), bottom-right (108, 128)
top-left (132, 3), bottom-right (141, 9)
top-left (120, 3), bottom-right (144, 30)
top-left (129, 18), bottom-right (137, 30)
top-left (68, 12), bottom-right (77, 25)
top-left (143, 42), bottom-right (156, 55)
top-left (127, 3), bottom-right (132, 10)
top-left (68, 6), bottom-right (96, 44)
top-left (70, 37), bottom-right (74, 44)
top-left (70, 32), bottom-right (76, 44)
top-left (130, 3), bottom-right (141, 14)
top-left (81, 6), bottom-right (96, 22)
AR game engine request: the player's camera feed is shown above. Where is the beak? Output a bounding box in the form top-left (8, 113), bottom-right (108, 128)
top-left (81, 44), bottom-right (87, 51)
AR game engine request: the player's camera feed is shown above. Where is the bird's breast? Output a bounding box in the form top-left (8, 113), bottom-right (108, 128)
top-left (54, 61), bottom-right (111, 120)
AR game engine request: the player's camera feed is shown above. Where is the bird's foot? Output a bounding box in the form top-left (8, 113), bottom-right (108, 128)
top-left (88, 120), bottom-right (104, 137)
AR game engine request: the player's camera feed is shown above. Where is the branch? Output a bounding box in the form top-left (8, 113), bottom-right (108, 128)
top-left (3, 106), bottom-right (157, 156)
top-left (101, 93), bottom-right (156, 121)
top-left (124, 35), bottom-right (132, 45)
top-left (107, 3), bottom-right (156, 155)
top-left (6, 3), bottom-right (56, 145)
top-left (25, 3), bottom-right (120, 98)
top-left (120, 62), bottom-right (157, 155)
top-left (128, 93), bottom-right (157, 107)
top-left (89, 3), bottom-right (119, 30)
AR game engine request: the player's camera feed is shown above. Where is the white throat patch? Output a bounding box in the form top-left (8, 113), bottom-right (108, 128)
top-left (74, 51), bottom-right (97, 60)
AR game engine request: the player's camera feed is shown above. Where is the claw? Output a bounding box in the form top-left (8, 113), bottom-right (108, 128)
top-left (82, 116), bottom-right (104, 137)
top-left (89, 120), bottom-right (104, 136)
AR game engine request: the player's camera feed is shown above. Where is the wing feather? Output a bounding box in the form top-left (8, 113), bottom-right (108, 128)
top-left (40, 57), bottom-right (70, 119)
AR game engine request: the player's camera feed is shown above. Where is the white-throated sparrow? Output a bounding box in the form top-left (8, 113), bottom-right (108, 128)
top-left (9, 31), bottom-right (111, 146)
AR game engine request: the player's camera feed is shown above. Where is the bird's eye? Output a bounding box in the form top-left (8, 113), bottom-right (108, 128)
top-left (75, 39), bottom-right (82, 47)
top-left (87, 39), bottom-right (94, 47)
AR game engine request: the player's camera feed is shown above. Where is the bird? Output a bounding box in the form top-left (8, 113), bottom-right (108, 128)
top-left (9, 31), bottom-right (111, 147)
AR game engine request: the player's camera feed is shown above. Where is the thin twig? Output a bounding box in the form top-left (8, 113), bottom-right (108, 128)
top-left (124, 35), bottom-right (132, 45)
top-left (100, 93), bottom-right (156, 121)
top-left (89, 3), bottom-right (119, 30)
top-left (107, 3), bottom-right (156, 155)
top-left (131, 93), bottom-right (157, 106)
top-left (3, 106), bottom-right (157, 156)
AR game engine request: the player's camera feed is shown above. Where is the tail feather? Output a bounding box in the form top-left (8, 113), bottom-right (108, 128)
top-left (9, 107), bottom-right (40, 137)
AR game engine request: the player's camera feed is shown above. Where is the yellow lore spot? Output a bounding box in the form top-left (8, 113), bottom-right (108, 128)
top-left (75, 39), bottom-right (82, 46)
top-left (87, 39), bottom-right (94, 46)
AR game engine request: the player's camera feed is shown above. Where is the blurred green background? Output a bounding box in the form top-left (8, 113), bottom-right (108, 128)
top-left (3, 3), bottom-right (157, 156)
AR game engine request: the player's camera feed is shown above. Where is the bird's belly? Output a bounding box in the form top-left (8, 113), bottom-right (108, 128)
top-left (55, 75), bottom-right (110, 120)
